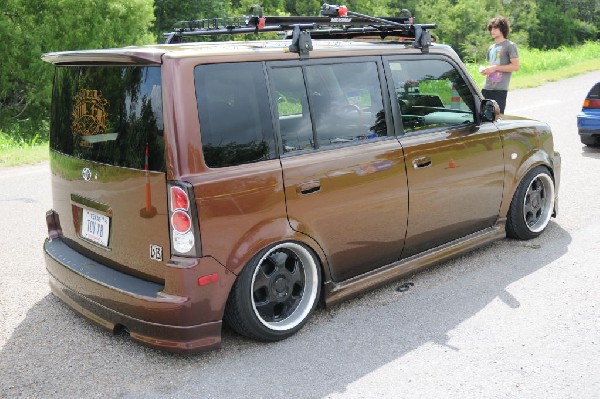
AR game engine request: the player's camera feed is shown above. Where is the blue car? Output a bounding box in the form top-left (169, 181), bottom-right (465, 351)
top-left (578, 82), bottom-right (600, 146)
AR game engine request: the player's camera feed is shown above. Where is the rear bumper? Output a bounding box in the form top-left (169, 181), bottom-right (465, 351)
top-left (578, 111), bottom-right (600, 135)
top-left (578, 130), bottom-right (600, 136)
top-left (44, 238), bottom-right (235, 353)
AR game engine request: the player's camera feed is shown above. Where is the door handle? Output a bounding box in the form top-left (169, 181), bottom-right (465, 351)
top-left (412, 156), bottom-right (432, 169)
top-left (297, 180), bottom-right (321, 195)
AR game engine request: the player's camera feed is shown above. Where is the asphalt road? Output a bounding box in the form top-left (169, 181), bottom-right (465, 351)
top-left (1, 71), bottom-right (599, 398)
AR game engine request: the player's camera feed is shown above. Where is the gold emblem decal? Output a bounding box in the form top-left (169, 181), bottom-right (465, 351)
top-left (72, 89), bottom-right (109, 148)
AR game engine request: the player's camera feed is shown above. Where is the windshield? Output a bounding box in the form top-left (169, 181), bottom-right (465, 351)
top-left (50, 66), bottom-right (165, 172)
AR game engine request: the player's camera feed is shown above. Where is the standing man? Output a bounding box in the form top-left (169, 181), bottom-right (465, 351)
top-left (480, 16), bottom-right (519, 114)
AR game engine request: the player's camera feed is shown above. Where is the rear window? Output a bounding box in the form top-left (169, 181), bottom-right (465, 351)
top-left (50, 66), bottom-right (165, 172)
top-left (587, 83), bottom-right (600, 99)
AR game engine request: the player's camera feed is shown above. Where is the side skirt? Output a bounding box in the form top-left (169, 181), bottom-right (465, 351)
top-left (323, 224), bottom-right (506, 306)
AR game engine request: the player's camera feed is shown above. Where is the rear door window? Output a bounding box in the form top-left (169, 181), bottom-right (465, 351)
top-left (270, 60), bottom-right (388, 153)
top-left (50, 66), bottom-right (165, 172)
top-left (194, 62), bottom-right (276, 168)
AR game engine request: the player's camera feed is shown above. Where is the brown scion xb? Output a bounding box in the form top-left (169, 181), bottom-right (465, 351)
top-left (42, 5), bottom-right (561, 353)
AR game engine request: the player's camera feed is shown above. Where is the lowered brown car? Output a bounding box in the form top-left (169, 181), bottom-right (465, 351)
top-left (42, 6), bottom-right (560, 353)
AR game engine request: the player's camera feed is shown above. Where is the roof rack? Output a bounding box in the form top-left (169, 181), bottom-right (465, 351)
top-left (164, 3), bottom-right (436, 58)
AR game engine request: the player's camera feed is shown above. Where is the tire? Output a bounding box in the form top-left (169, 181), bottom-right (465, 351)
top-left (224, 242), bottom-right (321, 342)
top-left (506, 166), bottom-right (555, 240)
top-left (580, 135), bottom-right (599, 147)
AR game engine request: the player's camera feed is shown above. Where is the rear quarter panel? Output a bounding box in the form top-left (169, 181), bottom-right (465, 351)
top-left (160, 55), bottom-right (330, 279)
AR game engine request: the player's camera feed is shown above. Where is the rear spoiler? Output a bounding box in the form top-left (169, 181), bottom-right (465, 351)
top-left (42, 49), bottom-right (163, 65)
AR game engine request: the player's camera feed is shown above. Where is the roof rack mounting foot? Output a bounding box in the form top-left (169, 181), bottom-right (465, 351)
top-left (288, 25), bottom-right (313, 60)
top-left (412, 26), bottom-right (432, 53)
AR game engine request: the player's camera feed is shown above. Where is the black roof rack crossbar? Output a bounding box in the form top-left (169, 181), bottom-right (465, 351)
top-left (163, 3), bottom-right (436, 56)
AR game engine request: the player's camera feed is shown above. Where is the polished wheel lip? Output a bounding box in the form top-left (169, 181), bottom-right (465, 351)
top-left (251, 242), bottom-right (319, 331)
top-left (523, 172), bottom-right (555, 233)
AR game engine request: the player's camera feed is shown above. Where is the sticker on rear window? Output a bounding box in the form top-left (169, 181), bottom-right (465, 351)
top-left (72, 89), bottom-right (112, 148)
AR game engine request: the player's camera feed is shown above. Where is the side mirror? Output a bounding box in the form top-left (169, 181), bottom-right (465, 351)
top-left (480, 99), bottom-right (500, 122)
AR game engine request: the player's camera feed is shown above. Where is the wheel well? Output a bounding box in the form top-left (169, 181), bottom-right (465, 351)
top-left (513, 164), bottom-right (554, 203)
top-left (506, 164), bottom-right (555, 240)
top-left (224, 240), bottom-right (327, 315)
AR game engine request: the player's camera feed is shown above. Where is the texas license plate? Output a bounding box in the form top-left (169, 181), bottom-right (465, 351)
top-left (82, 209), bottom-right (110, 247)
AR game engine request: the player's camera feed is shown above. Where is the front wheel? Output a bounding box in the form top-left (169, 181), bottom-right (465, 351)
top-left (506, 166), bottom-right (555, 240)
top-left (224, 242), bottom-right (321, 342)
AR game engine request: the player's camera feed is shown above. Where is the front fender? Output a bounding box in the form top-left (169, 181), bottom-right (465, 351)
top-left (498, 118), bottom-right (560, 219)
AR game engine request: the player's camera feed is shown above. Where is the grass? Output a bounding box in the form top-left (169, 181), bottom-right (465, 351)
top-left (1, 42), bottom-right (598, 168)
top-left (0, 142), bottom-right (49, 167)
top-left (510, 58), bottom-right (600, 89)
top-left (0, 122), bottom-right (49, 167)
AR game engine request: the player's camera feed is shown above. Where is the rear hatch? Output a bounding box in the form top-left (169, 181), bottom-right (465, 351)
top-left (49, 64), bottom-right (169, 282)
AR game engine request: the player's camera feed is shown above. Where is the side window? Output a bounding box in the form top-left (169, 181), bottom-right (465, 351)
top-left (271, 67), bottom-right (314, 152)
top-left (306, 62), bottom-right (387, 148)
top-left (270, 61), bottom-right (387, 153)
top-left (388, 59), bottom-right (476, 133)
top-left (195, 62), bottom-right (276, 168)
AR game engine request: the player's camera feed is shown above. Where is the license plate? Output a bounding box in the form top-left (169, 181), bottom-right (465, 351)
top-left (82, 209), bottom-right (110, 247)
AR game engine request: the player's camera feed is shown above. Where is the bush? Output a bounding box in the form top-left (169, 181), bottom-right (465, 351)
top-left (0, 120), bottom-right (47, 148)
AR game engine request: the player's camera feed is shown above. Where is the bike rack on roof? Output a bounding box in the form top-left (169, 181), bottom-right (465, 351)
top-left (164, 3), bottom-right (436, 58)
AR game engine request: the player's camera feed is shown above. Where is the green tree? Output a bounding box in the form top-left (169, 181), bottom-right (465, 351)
top-left (284, 0), bottom-right (321, 15)
top-left (560, 0), bottom-right (599, 25)
top-left (232, 0), bottom-right (285, 15)
top-left (0, 0), bottom-right (154, 140)
top-left (530, 0), bottom-right (597, 49)
top-left (388, 0), bottom-right (418, 18)
top-left (153, 0), bottom-right (222, 41)
top-left (416, 0), bottom-right (491, 62)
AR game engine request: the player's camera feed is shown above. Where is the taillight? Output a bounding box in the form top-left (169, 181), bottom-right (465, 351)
top-left (171, 210), bottom-right (191, 233)
top-left (583, 99), bottom-right (600, 109)
top-left (167, 182), bottom-right (201, 257)
top-left (170, 186), bottom-right (190, 211)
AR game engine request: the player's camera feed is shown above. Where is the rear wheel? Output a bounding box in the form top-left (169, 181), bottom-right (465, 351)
top-left (506, 166), bottom-right (555, 240)
top-left (224, 242), bottom-right (321, 341)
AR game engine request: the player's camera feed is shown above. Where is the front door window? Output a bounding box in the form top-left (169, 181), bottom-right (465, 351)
top-left (388, 59), bottom-right (476, 133)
